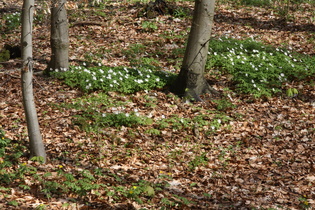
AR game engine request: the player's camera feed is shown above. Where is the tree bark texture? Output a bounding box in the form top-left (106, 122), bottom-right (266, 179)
top-left (21, 0), bottom-right (47, 162)
top-left (49, 0), bottom-right (69, 71)
top-left (171, 0), bottom-right (216, 101)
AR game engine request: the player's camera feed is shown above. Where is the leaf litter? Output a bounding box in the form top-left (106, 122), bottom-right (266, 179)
top-left (0, 0), bottom-right (315, 209)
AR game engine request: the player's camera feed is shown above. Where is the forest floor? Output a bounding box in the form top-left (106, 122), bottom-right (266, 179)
top-left (0, 0), bottom-right (315, 209)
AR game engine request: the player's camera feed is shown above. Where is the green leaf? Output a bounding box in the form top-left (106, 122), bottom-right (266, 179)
top-left (144, 186), bottom-right (155, 197)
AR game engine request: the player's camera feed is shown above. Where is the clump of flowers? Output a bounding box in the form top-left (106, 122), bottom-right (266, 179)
top-left (1, 12), bottom-right (20, 32)
top-left (207, 36), bottom-right (315, 97)
top-left (52, 65), bottom-right (176, 94)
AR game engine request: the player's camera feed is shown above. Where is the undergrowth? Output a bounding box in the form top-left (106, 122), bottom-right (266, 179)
top-left (207, 37), bottom-right (315, 97)
top-left (51, 65), bottom-right (176, 94)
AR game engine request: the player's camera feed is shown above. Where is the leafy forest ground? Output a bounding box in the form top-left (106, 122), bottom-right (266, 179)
top-left (0, 0), bottom-right (315, 209)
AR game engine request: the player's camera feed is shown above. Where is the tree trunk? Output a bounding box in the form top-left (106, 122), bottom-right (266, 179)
top-left (170, 0), bottom-right (217, 101)
top-left (21, 0), bottom-right (47, 162)
top-left (49, 0), bottom-right (69, 71)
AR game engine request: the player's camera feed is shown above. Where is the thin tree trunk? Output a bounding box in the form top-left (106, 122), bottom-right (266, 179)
top-left (170, 0), bottom-right (217, 101)
top-left (49, 0), bottom-right (69, 71)
top-left (21, 0), bottom-right (47, 162)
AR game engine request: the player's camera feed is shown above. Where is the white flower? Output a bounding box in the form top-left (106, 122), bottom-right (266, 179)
top-left (108, 69), bottom-right (113, 73)
top-left (253, 84), bottom-right (257, 88)
top-left (125, 113), bottom-right (130, 117)
top-left (135, 79), bottom-right (143, 84)
top-left (146, 75), bottom-right (150, 78)
top-left (217, 119), bottom-right (221, 124)
top-left (83, 62), bottom-right (86, 66)
top-left (156, 78), bottom-right (160, 82)
top-left (109, 84), bottom-right (113, 87)
top-left (280, 73), bottom-right (285, 77)
top-left (98, 63), bottom-right (102, 66)
top-left (93, 76), bottom-right (97, 80)
top-left (99, 69), bottom-right (104, 74)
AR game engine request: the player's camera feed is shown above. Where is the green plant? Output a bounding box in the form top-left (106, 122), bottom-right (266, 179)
top-left (207, 36), bottom-right (315, 97)
top-left (93, 10), bottom-right (107, 17)
top-left (30, 156), bottom-right (45, 164)
top-left (0, 49), bottom-right (10, 62)
top-left (97, 112), bottom-right (152, 128)
top-left (188, 153), bottom-right (208, 171)
top-left (0, 12), bottom-right (20, 32)
top-left (299, 195), bottom-right (311, 209)
top-left (213, 98), bottom-right (236, 111)
top-left (141, 21), bottom-right (158, 32)
top-left (57, 93), bottom-right (153, 131)
top-left (286, 88), bottom-right (298, 97)
top-left (7, 200), bottom-right (19, 207)
top-left (51, 65), bottom-right (175, 94)
top-left (274, 0), bottom-right (295, 21)
top-left (239, 0), bottom-right (272, 7)
top-left (145, 128), bottom-right (161, 136)
top-left (128, 180), bottom-right (155, 203)
top-left (173, 7), bottom-right (191, 18)
top-left (35, 204), bottom-right (47, 210)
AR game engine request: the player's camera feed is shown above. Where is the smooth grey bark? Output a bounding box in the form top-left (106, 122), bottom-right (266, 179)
top-left (48, 0), bottom-right (69, 71)
top-left (21, 0), bottom-right (47, 162)
top-left (170, 0), bottom-right (217, 101)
